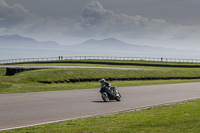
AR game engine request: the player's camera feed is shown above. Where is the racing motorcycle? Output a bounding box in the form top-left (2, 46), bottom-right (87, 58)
top-left (100, 86), bottom-right (121, 102)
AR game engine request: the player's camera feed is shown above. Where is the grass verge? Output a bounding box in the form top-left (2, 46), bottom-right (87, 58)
top-left (4, 99), bottom-right (200, 133)
top-left (1, 66), bottom-right (200, 94)
top-left (1, 79), bottom-right (200, 94)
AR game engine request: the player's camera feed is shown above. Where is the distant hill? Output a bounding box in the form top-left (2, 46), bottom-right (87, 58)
top-left (0, 34), bottom-right (197, 55)
top-left (66, 38), bottom-right (184, 54)
top-left (0, 34), bottom-right (61, 49)
top-left (73, 38), bottom-right (132, 48)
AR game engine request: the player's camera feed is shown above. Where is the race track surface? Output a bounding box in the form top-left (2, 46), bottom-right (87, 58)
top-left (1, 82), bottom-right (200, 131)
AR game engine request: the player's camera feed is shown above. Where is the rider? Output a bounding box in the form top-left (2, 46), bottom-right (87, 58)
top-left (100, 78), bottom-right (113, 96)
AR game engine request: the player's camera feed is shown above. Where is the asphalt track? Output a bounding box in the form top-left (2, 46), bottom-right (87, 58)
top-left (1, 82), bottom-right (200, 131)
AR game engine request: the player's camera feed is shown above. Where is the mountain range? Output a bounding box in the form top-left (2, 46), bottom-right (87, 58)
top-left (68, 38), bottom-right (179, 53)
top-left (0, 34), bottom-right (196, 54)
top-left (0, 34), bottom-right (61, 49)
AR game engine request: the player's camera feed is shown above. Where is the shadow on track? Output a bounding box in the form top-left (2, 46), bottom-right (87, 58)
top-left (92, 101), bottom-right (116, 103)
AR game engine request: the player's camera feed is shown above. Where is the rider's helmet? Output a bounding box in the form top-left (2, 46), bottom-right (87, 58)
top-left (100, 78), bottom-right (105, 83)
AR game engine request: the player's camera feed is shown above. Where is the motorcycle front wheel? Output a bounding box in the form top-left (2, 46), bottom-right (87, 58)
top-left (116, 92), bottom-right (121, 101)
top-left (101, 92), bottom-right (109, 102)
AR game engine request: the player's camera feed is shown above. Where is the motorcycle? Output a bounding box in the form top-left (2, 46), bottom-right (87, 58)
top-left (100, 86), bottom-right (121, 102)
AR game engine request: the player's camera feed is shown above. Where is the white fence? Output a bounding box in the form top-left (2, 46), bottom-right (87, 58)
top-left (1, 56), bottom-right (200, 64)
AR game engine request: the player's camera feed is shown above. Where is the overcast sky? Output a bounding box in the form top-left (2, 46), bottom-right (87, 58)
top-left (1, 0), bottom-right (200, 50)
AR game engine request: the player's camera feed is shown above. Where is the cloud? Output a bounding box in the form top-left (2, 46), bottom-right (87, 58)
top-left (82, 1), bottom-right (113, 27)
top-left (66, 1), bottom-right (200, 40)
top-left (185, 0), bottom-right (200, 4)
top-left (0, 0), bottom-right (56, 36)
top-left (0, 0), bottom-right (30, 27)
top-left (0, 0), bottom-right (199, 46)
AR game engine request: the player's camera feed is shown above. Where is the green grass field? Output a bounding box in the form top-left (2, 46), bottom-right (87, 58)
top-left (1, 60), bottom-right (200, 94)
top-left (1, 66), bottom-right (200, 94)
